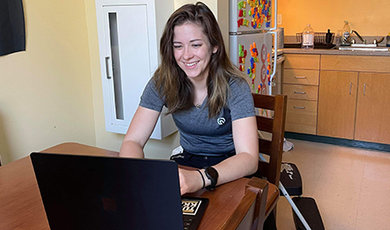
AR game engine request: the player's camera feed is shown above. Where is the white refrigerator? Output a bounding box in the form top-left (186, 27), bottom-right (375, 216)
top-left (229, 0), bottom-right (278, 95)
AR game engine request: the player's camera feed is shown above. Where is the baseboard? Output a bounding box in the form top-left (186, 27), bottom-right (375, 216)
top-left (285, 132), bottom-right (390, 152)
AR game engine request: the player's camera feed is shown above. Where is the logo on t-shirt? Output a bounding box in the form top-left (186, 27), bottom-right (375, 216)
top-left (217, 117), bottom-right (226, 126)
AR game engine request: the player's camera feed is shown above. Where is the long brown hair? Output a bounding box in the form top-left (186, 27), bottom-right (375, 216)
top-left (153, 2), bottom-right (244, 117)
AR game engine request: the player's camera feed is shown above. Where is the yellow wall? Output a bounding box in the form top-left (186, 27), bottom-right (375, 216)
top-left (278, 0), bottom-right (390, 36)
top-left (0, 0), bottom-right (96, 164)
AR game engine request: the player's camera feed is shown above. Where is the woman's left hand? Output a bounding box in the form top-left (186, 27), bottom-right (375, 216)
top-left (178, 168), bottom-right (204, 195)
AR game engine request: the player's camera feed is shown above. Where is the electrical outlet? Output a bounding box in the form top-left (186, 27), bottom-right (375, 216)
top-left (277, 14), bottom-right (282, 25)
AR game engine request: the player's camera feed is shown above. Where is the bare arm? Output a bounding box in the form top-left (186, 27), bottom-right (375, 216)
top-left (212, 116), bottom-right (259, 184)
top-left (179, 116), bottom-right (258, 194)
top-left (119, 106), bottom-right (161, 158)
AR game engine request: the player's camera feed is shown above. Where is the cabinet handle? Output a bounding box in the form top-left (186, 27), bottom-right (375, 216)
top-left (363, 83), bottom-right (366, 96)
top-left (293, 106), bottom-right (306, 109)
top-left (294, 91), bottom-right (306, 94)
top-left (105, 56), bottom-right (112, 79)
top-left (295, 76), bottom-right (307, 79)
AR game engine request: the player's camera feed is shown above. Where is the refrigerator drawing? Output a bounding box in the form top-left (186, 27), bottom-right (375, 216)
top-left (229, 0), bottom-right (277, 95)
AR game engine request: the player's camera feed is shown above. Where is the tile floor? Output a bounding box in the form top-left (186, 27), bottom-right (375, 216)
top-left (276, 139), bottom-right (390, 230)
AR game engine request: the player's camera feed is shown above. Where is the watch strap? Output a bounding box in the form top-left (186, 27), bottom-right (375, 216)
top-left (204, 166), bottom-right (218, 190)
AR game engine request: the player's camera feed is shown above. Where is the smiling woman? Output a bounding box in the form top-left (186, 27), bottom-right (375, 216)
top-left (0, 0), bottom-right (25, 56)
top-left (119, 2), bottom-right (258, 195)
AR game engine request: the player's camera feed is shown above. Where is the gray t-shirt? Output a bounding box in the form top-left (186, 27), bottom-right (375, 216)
top-left (140, 77), bottom-right (255, 156)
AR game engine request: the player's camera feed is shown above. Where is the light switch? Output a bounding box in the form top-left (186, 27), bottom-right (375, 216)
top-left (277, 14), bottom-right (282, 25)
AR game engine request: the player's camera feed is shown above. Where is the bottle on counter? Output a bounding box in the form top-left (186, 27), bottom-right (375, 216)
top-left (326, 29), bottom-right (332, 44)
top-left (340, 20), bottom-right (351, 46)
top-left (387, 33), bottom-right (390, 47)
top-left (302, 24), bottom-right (314, 49)
top-left (335, 29), bottom-right (343, 47)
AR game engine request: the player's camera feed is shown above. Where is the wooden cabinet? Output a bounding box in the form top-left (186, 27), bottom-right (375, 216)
top-left (283, 54), bottom-right (320, 134)
top-left (355, 73), bottom-right (390, 144)
top-left (284, 54), bottom-right (320, 70)
top-left (317, 71), bottom-right (358, 139)
top-left (316, 55), bottom-right (390, 144)
top-left (283, 53), bottom-right (390, 145)
top-left (320, 55), bottom-right (390, 73)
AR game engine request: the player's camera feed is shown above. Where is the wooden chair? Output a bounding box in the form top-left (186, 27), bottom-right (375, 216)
top-left (222, 177), bottom-right (269, 230)
top-left (252, 93), bottom-right (287, 229)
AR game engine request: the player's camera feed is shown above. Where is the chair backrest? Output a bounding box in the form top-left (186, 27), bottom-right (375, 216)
top-left (252, 93), bottom-right (287, 186)
top-left (223, 177), bottom-right (269, 230)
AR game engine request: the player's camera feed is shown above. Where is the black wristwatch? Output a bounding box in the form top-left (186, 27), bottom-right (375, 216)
top-left (204, 167), bottom-right (219, 191)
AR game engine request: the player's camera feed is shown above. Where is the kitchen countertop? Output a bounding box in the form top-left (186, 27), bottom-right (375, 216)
top-left (283, 47), bottom-right (390, 57)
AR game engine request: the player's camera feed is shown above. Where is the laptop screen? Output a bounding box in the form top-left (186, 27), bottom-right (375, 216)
top-left (31, 152), bottom-right (184, 230)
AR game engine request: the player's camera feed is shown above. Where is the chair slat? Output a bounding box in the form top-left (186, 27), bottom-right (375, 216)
top-left (256, 116), bottom-right (273, 133)
top-left (252, 93), bottom-right (276, 110)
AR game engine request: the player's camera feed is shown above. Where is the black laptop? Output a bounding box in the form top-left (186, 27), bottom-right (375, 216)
top-left (30, 152), bottom-right (208, 230)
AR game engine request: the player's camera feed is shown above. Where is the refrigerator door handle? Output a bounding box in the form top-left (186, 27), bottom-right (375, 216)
top-left (268, 30), bottom-right (278, 95)
top-left (269, 0), bottom-right (278, 31)
top-left (268, 0), bottom-right (279, 94)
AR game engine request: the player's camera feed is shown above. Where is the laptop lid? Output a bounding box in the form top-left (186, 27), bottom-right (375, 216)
top-left (30, 152), bottom-right (185, 230)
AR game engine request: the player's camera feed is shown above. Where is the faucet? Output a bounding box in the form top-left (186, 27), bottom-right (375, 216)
top-left (351, 30), bottom-right (366, 44)
top-left (374, 37), bottom-right (385, 45)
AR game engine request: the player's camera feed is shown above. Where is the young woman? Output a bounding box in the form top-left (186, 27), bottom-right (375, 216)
top-left (119, 2), bottom-right (258, 195)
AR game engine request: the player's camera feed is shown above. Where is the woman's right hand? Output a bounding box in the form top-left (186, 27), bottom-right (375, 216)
top-left (178, 168), bottom-right (206, 195)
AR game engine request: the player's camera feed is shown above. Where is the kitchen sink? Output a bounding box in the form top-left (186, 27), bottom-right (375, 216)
top-left (350, 43), bottom-right (377, 48)
top-left (338, 46), bottom-right (389, 52)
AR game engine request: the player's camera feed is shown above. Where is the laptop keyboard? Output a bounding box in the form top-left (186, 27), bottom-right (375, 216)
top-left (183, 215), bottom-right (195, 230)
top-left (181, 198), bottom-right (207, 230)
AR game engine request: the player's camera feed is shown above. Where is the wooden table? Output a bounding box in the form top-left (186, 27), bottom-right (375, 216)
top-left (0, 142), bottom-right (269, 230)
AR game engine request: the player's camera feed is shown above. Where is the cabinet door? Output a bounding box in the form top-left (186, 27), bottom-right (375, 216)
top-left (317, 71), bottom-right (358, 139)
top-left (282, 84), bottom-right (318, 100)
top-left (96, 1), bottom-right (176, 139)
top-left (355, 73), bottom-right (390, 144)
top-left (283, 69), bottom-right (319, 85)
top-left (284, 54), bottom-right (320, 70)
top-left (285, 99), bottom-right (317, 134)
top-left (99, 4), bottom-right (158, 133)
top-left (97, 3), bottom-right (160, 134)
